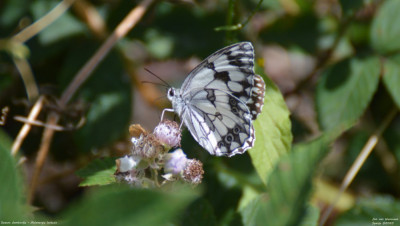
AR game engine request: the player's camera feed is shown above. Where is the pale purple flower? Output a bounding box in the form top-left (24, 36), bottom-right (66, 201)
top-left (153, 120), bottom-right (181, 147)
top-left (164, 148), bottom-right (188, 175)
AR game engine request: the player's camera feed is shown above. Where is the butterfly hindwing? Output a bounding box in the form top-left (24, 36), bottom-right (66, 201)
top-left (183, 88), bottom-right (254, 156)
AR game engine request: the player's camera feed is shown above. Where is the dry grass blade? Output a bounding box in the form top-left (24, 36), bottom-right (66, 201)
top-left (11, 96), bottom-right (45, 156)
top-left (12, 0), bottom-right (77, 43)
top-left (319, 108), bottom-right (398, 226)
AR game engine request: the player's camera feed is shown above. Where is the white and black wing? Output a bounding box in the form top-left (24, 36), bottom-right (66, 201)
top-left (178, 42), bottom-right (265, 157)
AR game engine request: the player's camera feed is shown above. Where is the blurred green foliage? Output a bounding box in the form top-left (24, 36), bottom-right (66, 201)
top-left (0, 0), bottom-right (400, 225)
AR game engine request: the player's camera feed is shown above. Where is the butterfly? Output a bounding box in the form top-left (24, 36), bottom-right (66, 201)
top-left (164, 42), bottom-right (265, 157)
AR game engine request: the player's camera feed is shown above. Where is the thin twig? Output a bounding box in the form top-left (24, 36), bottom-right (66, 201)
top-left (28, 0), bottom-right (154, 204)
top-left (12, 0), bottom-right (77, 43)
top-left (319, 107), bottom-right (398, 226)
top-left (11, 96), bottom-right (45, 156)
top-left (14, 116), bottom-right (66, 131)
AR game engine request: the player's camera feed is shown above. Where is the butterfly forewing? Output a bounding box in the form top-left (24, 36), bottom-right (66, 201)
top-left (169, 42), bottom-right (265, 157)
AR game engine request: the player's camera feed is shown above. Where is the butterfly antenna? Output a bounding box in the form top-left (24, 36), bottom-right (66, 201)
top-left (144, 68), bottom-right (171, 88)
top-left (141, 80), bottom-right (170, 88)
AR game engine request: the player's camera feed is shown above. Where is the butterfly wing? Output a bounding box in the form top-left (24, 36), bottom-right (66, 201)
top-left (181, 88), bottom-right (254, 157)
top-left (178, 42), bottom-right (265, 157)
top-left (180, 42), bottom-right (265, 120)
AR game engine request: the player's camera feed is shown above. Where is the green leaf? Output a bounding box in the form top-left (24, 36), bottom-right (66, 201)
top-left (250, 67), bottom-right (292, 185)
top-left (0, 129), bottom-right (26, 220)
top-left (317, 56), bottom-right (380, 131)
top-left (371, 0), bottom-right (400, 54)
top-left (31, 0), bottom-right (86, 45)
top-left (299, 204), bottom-right (320, 226)
top-left (382, 54), bottom-right (400, 109)
top-left (336, 196), bottom-right (400, 226)
top-left (243, 132), bottom-right (339, 226)
top-left (76, 158), bottom-right (117, 186)
top-left (62, 185), bottom-right (198, 226)
top-left (238, 194), bottom-right (265, 226)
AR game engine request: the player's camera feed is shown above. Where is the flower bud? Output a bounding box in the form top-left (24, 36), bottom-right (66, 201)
top-left (182, 159), bottom-right (204, 185)
top-left (116, 155), bottom-right (141, 173)
top-left (132, 134), bottom-right (164, 159)
top-left (153, 120), bottom-right (181, 147)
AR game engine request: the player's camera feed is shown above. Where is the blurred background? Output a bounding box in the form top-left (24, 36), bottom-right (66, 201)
top-left (0, 0), bottom-right (399, 224)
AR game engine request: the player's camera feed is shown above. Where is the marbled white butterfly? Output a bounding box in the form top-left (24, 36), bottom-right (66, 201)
top-left (164, 42), bottom-right (265, 157)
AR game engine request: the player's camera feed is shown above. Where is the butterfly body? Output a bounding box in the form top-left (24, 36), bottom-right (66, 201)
top-left (166, 42), bottom-right (265, 157)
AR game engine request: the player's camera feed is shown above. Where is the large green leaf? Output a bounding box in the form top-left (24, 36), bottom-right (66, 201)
top-left (317, 56), bottom-right (380, 131)
top-left (336, 196), bottom-right (400, 226)
top-left (382, 54), bottom-right (400, 109)
top-left (371, 0), bottom-right (400, 54)
top-left (62, 185), bottom-right (197, 226)
top-left (250, 67), bottom-right (292, 185)
top-left (75, 158), bottom-right (116, 186)
top-left (241, 132), bottom-right (338, 226)
top-left (0, 129), bottom-right (26, 220)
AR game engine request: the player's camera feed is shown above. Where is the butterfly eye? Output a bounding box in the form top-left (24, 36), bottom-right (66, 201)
top-left (168, 89), bottom-right (174, 97)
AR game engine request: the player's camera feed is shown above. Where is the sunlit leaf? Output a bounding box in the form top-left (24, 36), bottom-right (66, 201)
top-left (250, 66), bottom-right (292, 185)
top-left (242, 132), bottom-right (339, 226)
top-left (76, 158), bottom-right (116, 186)
top-left (317, 56), bottom-right (380, 131)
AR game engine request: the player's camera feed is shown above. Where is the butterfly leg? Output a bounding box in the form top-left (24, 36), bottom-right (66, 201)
top-left (160, 108), bottom-right (175, 121)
